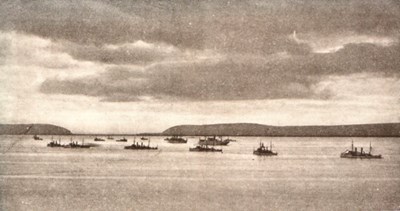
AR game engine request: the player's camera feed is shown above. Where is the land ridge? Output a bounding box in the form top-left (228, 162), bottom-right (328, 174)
top-left (162, 123), bottom-right (400, 137)
top-left (0, 124), bottom-right (72, 135)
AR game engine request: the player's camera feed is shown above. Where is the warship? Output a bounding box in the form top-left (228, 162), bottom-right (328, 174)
top-left (253, 141), bottom-right (278, 156)
top-left (47, 137), bottom-right (63, 148)
top-left (164, 136), bottom-right (188, 143)
top-left (198, 136), bottom-right (230, 146)
top-left (94, 137), bottom-right (105, 142)
top-left (116, 137), bottom-right (128, 142)
top-left (64, 138), bottom-right (91, 148)
top-left (189, 143), bottom-right (223, 152)
top-left (124, 139), bottom-right (158, 150)
top-left (340, 141), bottom-right (382, 159)
top-left (33, 135), bottom-right (43, 140)
top-left (47, 140), bottom-right (63, 147)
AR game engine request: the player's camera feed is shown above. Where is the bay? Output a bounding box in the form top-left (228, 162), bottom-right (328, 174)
top-left (0, 135), bottom-right (399, 211)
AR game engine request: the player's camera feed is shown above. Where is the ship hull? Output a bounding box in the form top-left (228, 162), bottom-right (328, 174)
top-left (198, 140), bottom-right (229, 146)
top-left (47, 144), bottom-right (63, 147)
top-left (165, 139), bottom-right (187, 144)
top-left (124, 146), bottom-right (157, 150)
top-left (253, 151), bottom-right (278, 156)
top-left (340, 154), bottom-right (382, 159)
top-left (189, 147), bottom-right (222, 152)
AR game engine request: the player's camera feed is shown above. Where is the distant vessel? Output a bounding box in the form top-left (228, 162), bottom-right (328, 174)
top-left (94, 137), bottom-right (105, 142)
top-left (64, 138), bottom-right (91, 148)
top-left (189, 144), bottom-right (223, 152)
top-left (107, 136), bottom-right (114, 140)
top-left (164, 136), bottom-right (187, 143)
top-left (253, 141), bottom-right (278, 156)
top-left (140, 137), bottom-right (149, 141)
top-left (340, 141), bottom-right (382, 159)
top-left (47, 137), bottom-right (63, 147)
top-left (116, 137), bottom-right (128, 142)
top-left (198, 136), bottom-right (230, 146)
top-left (33, 135), bottom-right (43, 140)
top-left (124, 139), bottom-right (157, 150)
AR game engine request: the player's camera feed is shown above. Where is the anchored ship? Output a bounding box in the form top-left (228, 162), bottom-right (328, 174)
top-left (47, 137), bottom-right (63, 148)
top-left (47, 136), bottom-right (64, 147)
top-left (47, 140), bottom-right (63, 147)
top-left (253, 141), bottom-right (278, 156)
top-left (189, 143), bottom-right (223, 152)
top-left (198, 136), bottom-right (230, 146)
top-left (340, 141), bottom-right (382, 159)
top-left (124, 139), bottom-right (157, 150)
top-left (64, 138), bottom-right (91, 148)
top-left (94, 137), bottom-right (105, 142)
top-left (164, 136), bottom-right (188, 143)
top-left (116, 137), bottom-right (128, 142)
top-left (33, 135), bottom-right (43, 140)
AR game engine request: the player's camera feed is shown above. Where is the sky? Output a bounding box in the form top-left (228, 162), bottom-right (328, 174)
top-left (0, 0), bottom-right (399, 133)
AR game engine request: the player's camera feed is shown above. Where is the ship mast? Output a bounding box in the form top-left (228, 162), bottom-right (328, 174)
top-left (369, 141), bottom-right (372, 154)
top-left (351, 140), bottom-right (354, 151)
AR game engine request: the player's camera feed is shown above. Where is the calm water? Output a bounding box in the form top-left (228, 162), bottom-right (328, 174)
top-left (0, 135), bottom-right (399, 211)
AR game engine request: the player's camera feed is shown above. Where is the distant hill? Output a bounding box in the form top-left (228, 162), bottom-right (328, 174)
top-left (163, 123), bottom-right (400, 137)
top-left (0, 124), bottom-right (72, 135)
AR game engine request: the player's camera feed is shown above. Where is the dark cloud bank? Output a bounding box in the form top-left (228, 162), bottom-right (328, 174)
top-left (2, 0), bottom-right (399, 102)
top-left (40, 43), bottom-right (400, 102)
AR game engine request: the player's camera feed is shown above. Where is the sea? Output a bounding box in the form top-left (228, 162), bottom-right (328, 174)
top-left (0, 135), bottom-right (399, 211)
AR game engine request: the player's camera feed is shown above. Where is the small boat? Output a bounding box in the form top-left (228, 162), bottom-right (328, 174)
top-left (107, 136), bottom-right (114, 140)
top-left (124, 139), bottom-right (157, 150)
top-left (116, 137), bottom-right (128, 142)
top-left (253, 141), bottom-right (278, 156)
top-left (140, 137), bottom-right (149, 141)
top-left (340, 141), bottom-right (382, 159)
top-left (198, 136), bottom-right (230, 146)
top-left (94, 137), bottom-right (105, 142)
top-left (189, 144), bottom-right (223, 152)
top-left (33, 135), bottom-right (43, 140)
top-left (164, 136), bottom-right (187, 143)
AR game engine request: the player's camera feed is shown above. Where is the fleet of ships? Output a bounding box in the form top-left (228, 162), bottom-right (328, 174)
top-left (34, 135), bottom-right (383, 158)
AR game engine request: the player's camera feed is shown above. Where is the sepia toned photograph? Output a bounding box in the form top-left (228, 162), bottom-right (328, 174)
top-left (0, 0), bottom-right (399, 210)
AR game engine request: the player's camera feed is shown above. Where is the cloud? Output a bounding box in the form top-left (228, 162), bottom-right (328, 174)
top-left (307, 43), bottom-right (400, 75)
top-left (63, 39), bottom-right (224, 66)
top-left (39, 55), bottom-right (317, 102)
top-left (65, 40), bottom-right (181, 65)
top-left (315, 73), bottom-right (400, 101)
top-left (293, 31), bottom-right (398, 53)
top-left (38, 39), bottom-right (400, 102)
top-left (1, 0), bottom-right (399, 52)
top-left (0, 0), bottom-right (143, 45)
